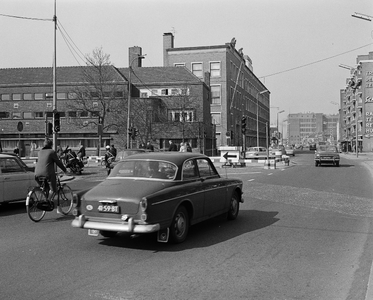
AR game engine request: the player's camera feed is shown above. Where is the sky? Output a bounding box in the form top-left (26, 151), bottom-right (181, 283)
top-left (1, 0), bottom-right (373, 127)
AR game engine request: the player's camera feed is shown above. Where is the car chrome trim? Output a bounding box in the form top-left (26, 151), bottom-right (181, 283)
top-left (71, 215), bottom-right (160, 233)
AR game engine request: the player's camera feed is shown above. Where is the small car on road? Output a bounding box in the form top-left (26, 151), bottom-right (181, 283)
top-left (0, 153), bottom-right (35, 204)
top-left (314, 145), bottom-right (340, 167)
top-left (285, 145), bottom-right (295, 156)
top-left (245, 146), bottom-right (267, 157)
top-left (71, 152), bottom-right (244, 244)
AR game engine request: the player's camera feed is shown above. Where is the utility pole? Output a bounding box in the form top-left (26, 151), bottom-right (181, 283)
top-left (52, 0), bottom-right (57, 151)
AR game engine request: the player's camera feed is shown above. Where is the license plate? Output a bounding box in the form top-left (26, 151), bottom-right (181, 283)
top-left (88, 229), bottom-right (99, 236)
top-left (98, 204), bottom-right (120, 213)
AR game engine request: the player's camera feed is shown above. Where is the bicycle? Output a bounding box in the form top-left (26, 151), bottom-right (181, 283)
top-left (26, 172), bottom-right (74, 222)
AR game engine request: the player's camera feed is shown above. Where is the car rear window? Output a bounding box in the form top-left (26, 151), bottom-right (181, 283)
top-left (110, 160), bottom-right (177, 180)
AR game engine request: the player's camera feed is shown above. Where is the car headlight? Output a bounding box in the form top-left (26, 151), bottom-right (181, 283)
top-left (140, 197), bottom-right (147, 211)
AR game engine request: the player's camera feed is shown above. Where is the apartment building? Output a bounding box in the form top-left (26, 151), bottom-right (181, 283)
top-left (162, 33), bottom-right (270, 149)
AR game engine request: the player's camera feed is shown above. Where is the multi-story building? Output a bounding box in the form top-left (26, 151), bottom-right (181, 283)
top-left (287, 113), bottom-right (325, 146)
top-left (0, 47), bottom-right (212, 156)
top-left (162, 33), bottom-right (270, 149)
top-left (339, 51), bottom-right (373, 152)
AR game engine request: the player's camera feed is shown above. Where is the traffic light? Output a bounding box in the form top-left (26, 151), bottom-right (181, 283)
top-left (131, 127), bottom-right (138, 140)
top-left (128, 127), bottom-right (132, 137)
top-left (47, 122), bottom-right (53, 135)
top-left (241, 116), bottom-right (247, 133)
top-left (98, 116), bottom-right (103, 124)
top-left (54, 112), bottom-right (60, 132)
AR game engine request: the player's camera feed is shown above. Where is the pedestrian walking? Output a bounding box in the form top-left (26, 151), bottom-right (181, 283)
top-left (168, 140), bottom-right (178, 151)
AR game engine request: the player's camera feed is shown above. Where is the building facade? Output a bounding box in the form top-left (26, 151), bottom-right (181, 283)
top-left (0, 50), bottom-right (212, 156)
top-left (339, 51), bottom-right (373, 152)
top-left (162, 33), bottom-right (270, 149)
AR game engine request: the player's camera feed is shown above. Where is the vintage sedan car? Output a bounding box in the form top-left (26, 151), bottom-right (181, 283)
top-left (71, 152), bottom-right (244, 244)
top-left (0, 153), bottom-right (35, 204)
top-left (245, 146), bottom-right (267, 157)
top-left (270, 144), bottom-right (286, 156)
top-left (285, 146), bottom-right (295, 156)
top-left (314, 145), bottom-right (340, 167)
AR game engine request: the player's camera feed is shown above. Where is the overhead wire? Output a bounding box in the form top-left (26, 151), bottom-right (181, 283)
top-left (0, 13), bottom-right (51, 21)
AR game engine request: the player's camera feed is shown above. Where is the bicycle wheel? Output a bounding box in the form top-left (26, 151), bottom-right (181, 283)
top-left (26, 188), bottom-right (47, 222)
top-left (55, 184), bottom-right (73, 215)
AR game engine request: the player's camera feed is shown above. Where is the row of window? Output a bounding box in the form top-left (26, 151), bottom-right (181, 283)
top-left (175, 62), bottom-right (221, 78)
top-left (0, 91), bottom-right (124, 101)
top-left (0, 110), bottom-right (98, 119)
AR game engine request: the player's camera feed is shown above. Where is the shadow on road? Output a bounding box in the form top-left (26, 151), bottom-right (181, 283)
top-left (97, 210), bottom-right (280, 251)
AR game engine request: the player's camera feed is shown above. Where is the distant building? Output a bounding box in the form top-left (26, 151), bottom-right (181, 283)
top-left (162, 33), bottom-right (270, 149)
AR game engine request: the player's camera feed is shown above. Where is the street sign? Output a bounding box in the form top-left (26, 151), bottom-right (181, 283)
top-left (17, 121), bottom-right (23, 132)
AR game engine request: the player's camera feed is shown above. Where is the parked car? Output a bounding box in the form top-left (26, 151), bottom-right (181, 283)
top-left (0, 153), bottom-right (35, 204)
top-left (285, 146), bottom-right (295, 156)
top-left (270, 144), bottom-right (286, 156)
top-left (314, 145), bottom-right (340, 167)
top-left (71, 152), bottom-right (244, 244)
top-left (245, 146), bottom-right (267, 157)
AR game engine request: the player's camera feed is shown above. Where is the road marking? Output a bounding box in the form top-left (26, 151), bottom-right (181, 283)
top-left (248, 179), bottom-right (255, 182)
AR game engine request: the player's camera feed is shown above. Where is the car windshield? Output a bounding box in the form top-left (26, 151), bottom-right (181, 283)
top-left (109, 159), bottom-right (177, 180)
top-left (319, 146), bottom-right (337, 152)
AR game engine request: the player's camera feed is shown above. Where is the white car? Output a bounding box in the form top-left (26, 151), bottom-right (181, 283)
top-left (285, 146), bottom-right (295, 156)
top-left (245, 147), bottom-right (267, 157)
top-left (0, 153), bottom-right (35, 204)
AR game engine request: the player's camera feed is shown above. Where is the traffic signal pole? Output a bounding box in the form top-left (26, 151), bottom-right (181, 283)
top-left (52, 0), bottom-right (57, 151)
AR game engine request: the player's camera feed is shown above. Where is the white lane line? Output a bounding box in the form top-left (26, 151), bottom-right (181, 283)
top-left (248, 179), bottom-right (255, 182)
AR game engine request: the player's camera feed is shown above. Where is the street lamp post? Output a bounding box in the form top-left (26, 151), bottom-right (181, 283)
top-left (256, 90), bottom-right (269, 147)
top-left (277, 110), bottom-right (285, 144)
top-left (127, 54), bottom-right (146, 149)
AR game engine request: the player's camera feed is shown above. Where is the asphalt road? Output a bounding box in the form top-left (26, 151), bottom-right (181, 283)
top-left (1, 150), bottom-right (373, 300)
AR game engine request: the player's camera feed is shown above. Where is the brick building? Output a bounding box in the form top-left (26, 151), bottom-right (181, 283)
top-left (162, 33), bottom-right (270, 149)
top-left (0, 48), bottom-right (212, 156)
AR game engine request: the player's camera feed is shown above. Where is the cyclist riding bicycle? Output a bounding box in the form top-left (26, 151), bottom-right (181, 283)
top-left (34, 139), bottom-right (67, 195)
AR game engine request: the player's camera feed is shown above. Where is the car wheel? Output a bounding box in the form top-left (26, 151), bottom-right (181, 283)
top-left (100, 230), bottom-right (117, 238)
top-left (170, 206), bottom-right (189, 244)
top-left (227, 192), bottom-right (239, 220)
top-left (315, 161), bottom-right (318, 167)
top-left (336, 162), bottom-right (340, 167)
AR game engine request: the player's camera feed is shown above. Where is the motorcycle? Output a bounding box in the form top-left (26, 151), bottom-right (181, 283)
top-left (61, 148), bottom-right (84, 175)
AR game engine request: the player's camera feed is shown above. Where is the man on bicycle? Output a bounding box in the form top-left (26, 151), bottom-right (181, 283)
top-left (34, 139), bottom-right (67, 195)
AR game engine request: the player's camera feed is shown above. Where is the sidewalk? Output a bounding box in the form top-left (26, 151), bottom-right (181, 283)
top-left (340, 152), bottom-right (373, 177)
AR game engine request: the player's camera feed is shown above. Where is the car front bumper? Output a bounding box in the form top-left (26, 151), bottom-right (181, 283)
top-left (71, 215), bottom-right (160, 233)
top-left (315, 157), bottom-right (340, 163)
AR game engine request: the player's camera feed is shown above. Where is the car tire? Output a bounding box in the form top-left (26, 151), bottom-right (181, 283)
top-left (100, 230), bottom-right (117, 238)
top-left (336, 162), bottom-right (340, 167)
top-left (315, 161), bottom-right (318, 167)
top-left (170, 206), bottom-right (189, 244)
top-left (227, 192), bottom-right (240, 220)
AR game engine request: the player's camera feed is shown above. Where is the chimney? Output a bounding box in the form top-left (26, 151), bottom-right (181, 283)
top-left (129, 46), bottom-right (143, 68)
top-left (163, 32), bottom-right (174, 66)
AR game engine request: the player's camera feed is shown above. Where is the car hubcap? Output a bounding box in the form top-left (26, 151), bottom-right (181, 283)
top-left (174, 213), bottom-right (186, 237)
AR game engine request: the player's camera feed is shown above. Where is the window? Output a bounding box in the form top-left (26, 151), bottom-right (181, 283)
top-left (140, 92), bottom-right (148, 98)
top-left (151, 89), bottom-right (158, 96)
top-left (91, 111), bottom-right (100, 117)
top-left (80, 111), bottom-right (88, 118)
top-left (197, 159), bottom-right (218, 177)
top-left (210, 62), bottom-right (221, 77)
top-left (35, 112), bottom-right (44, 118)
top-left (182, 160), bottom-right (198, 180)
top-left (174, 63), bottom-right (185, 67)
top-left (192, 63), bottom-right (203, 78)
top-left (1, 94), bottom-right (10, 101)
top-left (12, 112), bottom-right (22, 119)
top-left (161, 89), bottom-right (168, 96)
top-left (23, 93), bottom-right (33, 100)
top-left (169, 110), bottom-right (194, 122)
top-left (57, 93), bottom-right (67, 99)
top-left (69, 111), bottom-right (77, 118)
top-left (68, 92), bottom-right (77, 99)
top-left (211, 113), bottom-right (221, 125)
top-left (0, 112), bottom-right (10, 119)
top-left (23, 112), bottom-right (33, 119)
top-left (114, 91), bottom-right (124, 98)
top-left (35, 93), bottom-right (44, 100)
top-left (46, 112), bottom-right (53, 118)
top-left (59, 112), bottom-right (66, 118)
top-left (12, 94), bottom-right (21, 100)
top-left (211, 85), bottom-right (221, 105)
top-left (0, 158), bottom-right (23, 173)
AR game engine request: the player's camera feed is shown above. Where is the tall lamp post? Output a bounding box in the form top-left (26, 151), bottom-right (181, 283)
top-left (127, 54), bottom-right (146, 149)
top-left (256, 89), bottom-right (269, 147)
top-left (277, 110), bottom-right (284, 144)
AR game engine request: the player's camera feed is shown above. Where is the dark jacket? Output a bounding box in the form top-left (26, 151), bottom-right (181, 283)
top-left (168, 142), bottom-right (178, 151)
top-left (35, 147), bottom-right (66, 178)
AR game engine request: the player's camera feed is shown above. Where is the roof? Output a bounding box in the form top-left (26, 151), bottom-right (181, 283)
top-left (117, 66), bottom-right (203, 85)
top-left (0, 65), bottom-right (203, 87)
top-left (0, 66), bottom-right (125, 86)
